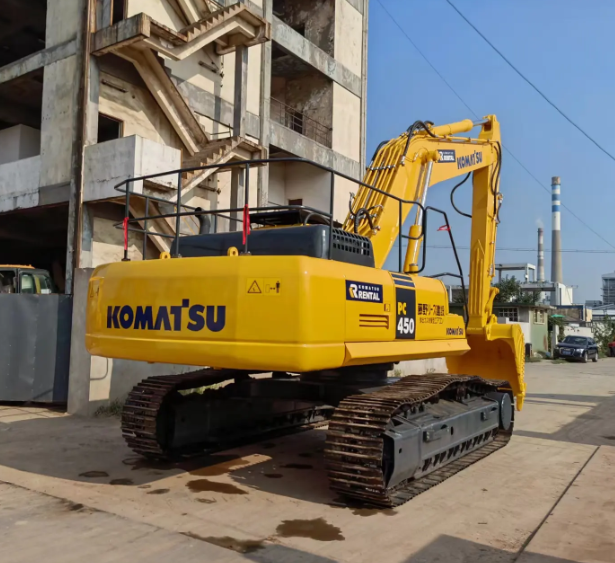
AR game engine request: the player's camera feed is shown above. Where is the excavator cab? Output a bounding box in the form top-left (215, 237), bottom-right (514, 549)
top-left (86, 115), bottom-right (525, 507)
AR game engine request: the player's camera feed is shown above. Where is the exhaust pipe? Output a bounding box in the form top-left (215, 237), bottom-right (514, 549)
top-left (195, 208), bottom-right (211, 235)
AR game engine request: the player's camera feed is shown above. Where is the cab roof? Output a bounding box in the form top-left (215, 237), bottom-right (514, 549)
top-left (0, 265), bottom-right (34, 269)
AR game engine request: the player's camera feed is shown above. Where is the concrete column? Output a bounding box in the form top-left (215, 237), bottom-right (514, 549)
top-left (67, 267), bottom-right (94, 415)
top-left (96, 0), bottom-right (112, 30)
top-left (78, 204), bottom-right (94, 268)
top-left (233, 45), bottom-right (248, 137)
top-left (230, 168), bottom-right (245, 231)
top-left (359, 0), bottom-right (369, 172)
top-left (85, 58), bottom-right (100, 146)
top-left (44, 0), bottom-right (93, 294)
top-left (257, 0), bottom-right (273, 207)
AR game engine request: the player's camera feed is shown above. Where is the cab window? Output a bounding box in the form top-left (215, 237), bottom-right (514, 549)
top-left (20, 273), bottom-right (36, 294)
top-left (34, 273), bottom-right (55, 294)
top-left (0, 271), bottom-right (16, 293)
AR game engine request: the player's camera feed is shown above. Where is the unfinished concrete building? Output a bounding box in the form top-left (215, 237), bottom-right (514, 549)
top-left (0, 0), bottom-right (369, 412)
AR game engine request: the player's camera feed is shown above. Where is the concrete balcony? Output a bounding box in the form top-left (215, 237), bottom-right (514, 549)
top-left (0, 155), bottom-right (41, 213)
top-left (83, 135), bottom-right (181, 202)
top-left (269, 120), bottom-right (360, 180)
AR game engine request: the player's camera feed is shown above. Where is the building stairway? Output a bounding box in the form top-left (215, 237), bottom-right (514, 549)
top-left (92, 2), bottom-right (269, 246)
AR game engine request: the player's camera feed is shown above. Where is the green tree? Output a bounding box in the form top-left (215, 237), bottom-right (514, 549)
top-left (593, 316), bottom-right (615, 354)
top-left (493, 276), bottom-right (539, 305)
top-left (548, 314), bottom-right (565, 342)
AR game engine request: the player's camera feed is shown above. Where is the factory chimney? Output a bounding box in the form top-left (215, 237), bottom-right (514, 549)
top-left (551, 176), bottom-right (563, 283)
top-left (537, 227), bottom-right (545, 282)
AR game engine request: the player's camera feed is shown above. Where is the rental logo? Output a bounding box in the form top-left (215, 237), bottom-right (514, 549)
top-left (107, 300), bottom-right (226, 332)
top-left (437, 149), bottom-right (456, 163)
top-left (346, 280), bottom-right (383, 303)
top-left (457, 150), bottom-right (483, 170)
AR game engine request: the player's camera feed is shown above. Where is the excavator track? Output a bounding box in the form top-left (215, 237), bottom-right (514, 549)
top-left (325, 374), bottom-right (513, 508)
top-left (122, 369), bottom-right (332, 459)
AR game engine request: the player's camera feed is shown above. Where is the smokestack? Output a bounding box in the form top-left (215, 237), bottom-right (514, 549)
top-left (551, 176), bottom-right (563, 283)
top-left (537, 227), bottom-right (545, 282)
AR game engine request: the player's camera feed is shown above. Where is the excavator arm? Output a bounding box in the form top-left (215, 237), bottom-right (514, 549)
top-left (345, 115), bottom-right (526, 407)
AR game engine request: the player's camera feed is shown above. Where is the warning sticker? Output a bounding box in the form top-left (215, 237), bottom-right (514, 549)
top-left (246, 278), bottom-right (281, 295)
top-left (247, 279), bottom-right (262, 294)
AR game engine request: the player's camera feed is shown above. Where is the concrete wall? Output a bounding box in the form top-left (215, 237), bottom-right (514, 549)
top-left (497, 317), bottom-right (532, 345)
top-left (0, 156), bottom-right (41, 212)
top-left (284, 161), bottom-right (331, 211)
top-left (564, 325), bottom-right (594, 338)
top-left (273, 0), bottom-right (335, 55)
top-left (272, 73), bottom-right (333, 134)
top-left (268, 162), bottom-right (286, 205)
top-left (99, 72), bottom-right (183, 149)
top-left (46, 0), bottom-right (83, 48)
top-left (91, 216), bottom-right (155, 265)
top-left (334, 0), bottom-right (362, 76)
top-left (126, 0), bottom-right (185, 31)
top-left (262, 160), bottom-right (354, 223)
top-left (220, 45), bottom-right (263, 117)
top-left (167, 48), bottom-right (221, 105)
top-left (331, 83), bottom-right (360, 161)
top-left (530, 314), bottom-right (549, 353)
top-left (0, 125), bottom-right (41, 165)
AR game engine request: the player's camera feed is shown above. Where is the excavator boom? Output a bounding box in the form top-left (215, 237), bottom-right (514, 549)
top-left (344, 115), bottom-right (525, 406)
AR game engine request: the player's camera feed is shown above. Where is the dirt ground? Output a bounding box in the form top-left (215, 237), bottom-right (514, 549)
top-left (1, 361), bottom-right (615, 563)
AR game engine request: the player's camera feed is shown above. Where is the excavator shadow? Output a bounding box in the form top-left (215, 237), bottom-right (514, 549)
top-left (515, 392), bottom-right (615, 446)
top-left (219, 426), bottom-right (336, 505)
top-left (0, 407), bottom-right (336, 505)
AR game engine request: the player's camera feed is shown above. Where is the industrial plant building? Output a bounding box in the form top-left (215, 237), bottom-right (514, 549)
top-left (0, 0), bottom-right (369, 412)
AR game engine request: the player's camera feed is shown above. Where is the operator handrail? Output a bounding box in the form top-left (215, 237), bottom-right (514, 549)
top-left (112, 157), bottom-right (468, 286)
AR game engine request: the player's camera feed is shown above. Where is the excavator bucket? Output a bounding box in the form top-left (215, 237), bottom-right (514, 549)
top-left (446, 322), bottom-right (526, 409)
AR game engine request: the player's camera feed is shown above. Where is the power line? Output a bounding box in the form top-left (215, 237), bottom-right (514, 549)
top-left (374, 0), bottom-right (615, 250)
top-left (374, 0), bottom-right (476, 117)
top-left (445, 0), bottom-right (615, 164)
top-left (392, 243), bottom-right (615, 254)
top-left (494, 148), bottom-right (615, 250)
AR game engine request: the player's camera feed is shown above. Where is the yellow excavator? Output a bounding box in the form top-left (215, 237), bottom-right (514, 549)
top-left (86, 115), bottom-right (525, 507)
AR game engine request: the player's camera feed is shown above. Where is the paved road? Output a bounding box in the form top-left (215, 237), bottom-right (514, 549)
top-left (1, 361), bottom-right (614, 562)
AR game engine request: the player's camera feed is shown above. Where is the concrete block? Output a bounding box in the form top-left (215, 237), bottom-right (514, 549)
top-left (83, 135), bottom-right (181, 202)
top-left (391, 358), bottom-right (448, 376)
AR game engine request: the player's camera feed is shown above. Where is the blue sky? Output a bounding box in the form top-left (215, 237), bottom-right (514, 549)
top-left (368, 0), bottom-right (615, 302)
